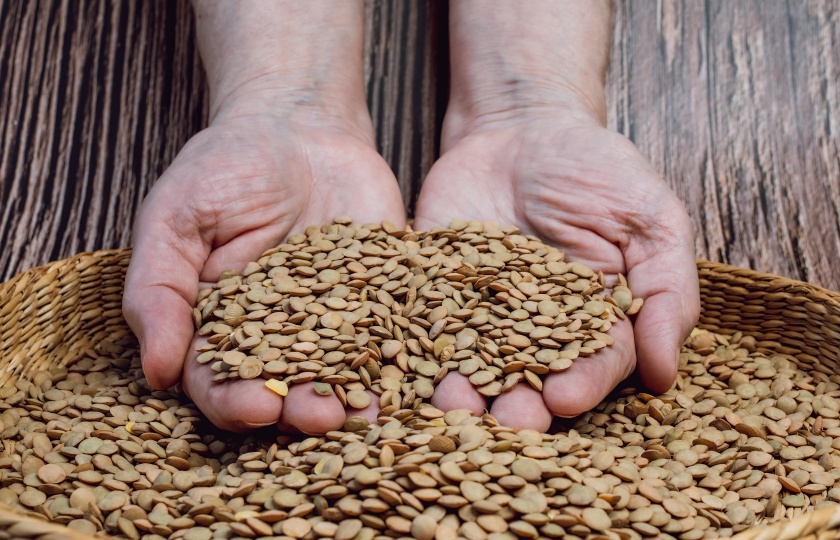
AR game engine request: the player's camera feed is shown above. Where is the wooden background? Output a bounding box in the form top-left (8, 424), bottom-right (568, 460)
top-left (1, 0), bottom-right (838, 291)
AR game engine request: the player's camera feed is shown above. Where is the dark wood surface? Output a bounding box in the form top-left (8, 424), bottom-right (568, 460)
top-left (1, 1), bottom-right (839, 292)
top-left (609, 0), bottom-right (840, 291)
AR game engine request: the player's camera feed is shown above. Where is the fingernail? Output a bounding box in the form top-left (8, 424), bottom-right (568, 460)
top-left (293, 425), bottom-right (326, 436)
top-left (235, 421), bottom-right (276, 430)
top-left (138, 337), bottom-right (150, 377)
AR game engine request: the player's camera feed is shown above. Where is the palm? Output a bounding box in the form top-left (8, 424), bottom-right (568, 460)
top-left (415, 120), bottom-right (699, 429)
top-left (139, 118), bottom-right (402, 282)
top-left (125, 114), bottom-right (405, 432)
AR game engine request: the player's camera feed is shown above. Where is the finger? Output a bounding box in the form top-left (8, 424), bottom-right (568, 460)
top-left (630, 277), bottom-right (700, 392)
top-left (541, 318), bottom-right (636, 418)
top-left (346, 390), bottom-right (381, 426)
top-left (430, 373), bottom-right (486, 415)
top-left (182, 337), bottom-right (284, 432)
top-left (279, 383), bottom-right (347, 435)
top-left (626, 215), bottom-right (700, 392)
top-left (279, 389), bottom-right (379, 433)
top-left (489, 384), bottom-right (553, 431)
top-left (124, 204), bottom-right (207, 390)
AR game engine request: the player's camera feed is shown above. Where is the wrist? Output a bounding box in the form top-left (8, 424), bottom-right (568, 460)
top-left (194, 0), bottom-right (373, 139)
top-left (210, 73), bottom-right (375, 142)
top-left (445, 77), bottom-right (605, 139)
top-left (444, 1), bottom-right (610, 141)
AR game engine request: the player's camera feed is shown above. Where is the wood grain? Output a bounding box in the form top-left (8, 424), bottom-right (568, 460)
top-left (364, 0), bottom-right (447, 213)
top-left (0, 0), bottom-right (444, 281)
top-left (0, 1), bottom-right (206, 281)
top-left (607, 0), bottom-right (840, 291)
top-left (1, 0), bottom-right (839, 292)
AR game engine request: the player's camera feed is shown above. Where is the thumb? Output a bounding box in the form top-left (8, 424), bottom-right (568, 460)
top-left (625, 215), bottom-right (700, 392)
top-left (123, 206), bottom-right (208, 390)
top-left (631, 286), bottom-right (698, 391)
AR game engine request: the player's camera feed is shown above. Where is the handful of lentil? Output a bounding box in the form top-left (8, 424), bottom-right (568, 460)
top-left (192, 218), bottom-right (640, 410)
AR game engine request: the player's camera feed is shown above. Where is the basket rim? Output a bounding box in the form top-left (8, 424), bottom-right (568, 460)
top-left (2, 249), bottom-right (837, 298)
top-left (0, 248), bottom-right (130, 291)
top-left (696, 260), bottom-right (840, 300)
top-left (0, 250), bottom-right (838, 540)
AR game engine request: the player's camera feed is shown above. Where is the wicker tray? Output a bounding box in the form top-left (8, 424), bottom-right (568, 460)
top-left (1, 249), bottom-right (839, 540)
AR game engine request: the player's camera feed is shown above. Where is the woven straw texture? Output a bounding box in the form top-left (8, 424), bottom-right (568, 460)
top-left (0, 251), bottom-right (838, 540)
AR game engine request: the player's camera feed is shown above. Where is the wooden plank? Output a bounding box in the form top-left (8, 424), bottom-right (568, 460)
top-left (1, 0), bottom-right (839, 294)
top-left (365, 0), bottom-right (447, 214)
top-left (608, 0), bottom-right (840, 290)
top-left (0, 0), bottom-right (443, 281)
top-left (0, 0), bottom-right (206, 281)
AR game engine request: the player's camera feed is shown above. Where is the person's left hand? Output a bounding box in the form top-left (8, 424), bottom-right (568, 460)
top-left (414, 111), bottom-right (701, 431)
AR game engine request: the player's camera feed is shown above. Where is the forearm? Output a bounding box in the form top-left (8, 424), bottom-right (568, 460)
top-left (192, 0), bottom-right (369, 126)
top-left (448, 1), bottom-right (611, 128)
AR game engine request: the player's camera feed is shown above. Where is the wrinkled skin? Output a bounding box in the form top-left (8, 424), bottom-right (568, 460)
top-left (123, 111), bottom-right (404, 433)
top-left (124, 106), bottom-right (700, 435)
top-left (414, 111), bottom-right (701, 431)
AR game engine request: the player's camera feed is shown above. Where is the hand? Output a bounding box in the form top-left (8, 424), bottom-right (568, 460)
top-left (411, 0), bottom-right (700, 431)
top-left (123, 96), bottom-right (404, 433)
top-left (124, 112), bottom-right (404, 433)
top-left (414, 111), bottom-right (700, 431)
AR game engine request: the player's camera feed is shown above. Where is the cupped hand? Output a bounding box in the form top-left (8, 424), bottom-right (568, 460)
top-left (414, 113), bottom-right (701, 431)
top-left (123, 109), bottom-right (403, 433)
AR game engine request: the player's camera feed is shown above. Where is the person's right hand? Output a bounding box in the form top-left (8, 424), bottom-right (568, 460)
top-left (123, 88), bottom-right (405, 433)
top-left (410, 1), bottom-right (699, 431)
top-left (414, 113), bottom-right (699, 431)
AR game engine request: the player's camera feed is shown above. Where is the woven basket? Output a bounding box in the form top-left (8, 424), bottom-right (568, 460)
top-left (1, 250), bottom-right (839, 540)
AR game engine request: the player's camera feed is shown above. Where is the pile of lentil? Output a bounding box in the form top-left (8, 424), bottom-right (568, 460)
top-left (194, 218), bottom-right (638, 404)
top-left (0, 219), bottom-right (838, 540)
